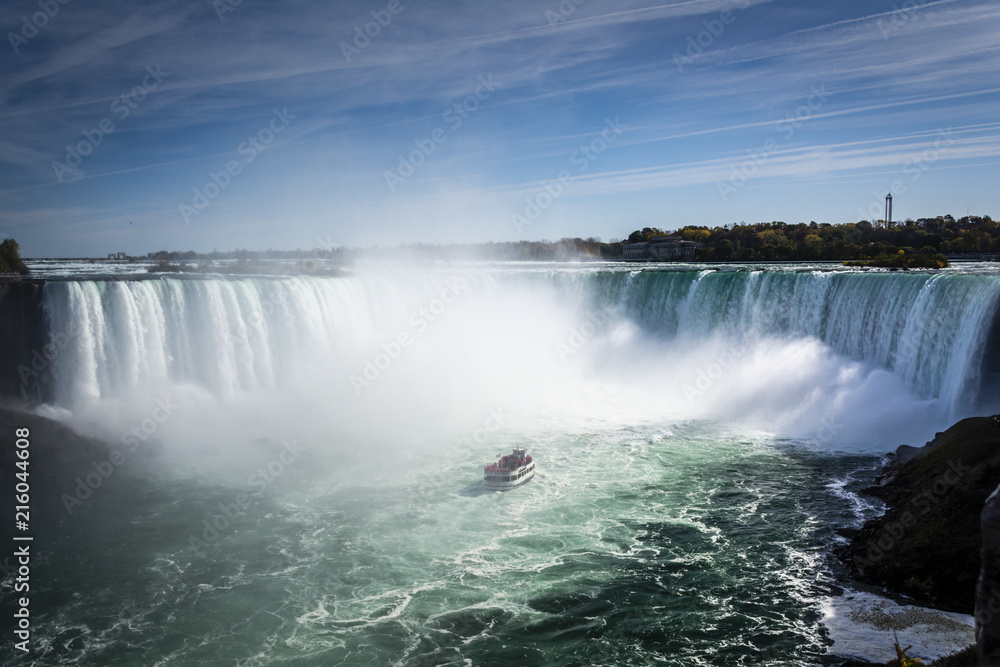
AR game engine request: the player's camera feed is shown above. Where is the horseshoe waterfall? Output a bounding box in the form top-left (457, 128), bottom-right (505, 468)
top-left (1, 262), bottom-right (999, 665)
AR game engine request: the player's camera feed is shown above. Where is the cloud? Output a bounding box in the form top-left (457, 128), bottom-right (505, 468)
top-left (0, 0), bottom-right (997, 254)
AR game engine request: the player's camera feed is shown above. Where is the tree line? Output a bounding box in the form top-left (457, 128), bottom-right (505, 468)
top-left (10, 214), bottom-right (998, 269)
top-left (623, 215), bottom-right (997, 266)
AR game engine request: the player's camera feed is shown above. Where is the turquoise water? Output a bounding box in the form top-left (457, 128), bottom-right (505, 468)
top-left (14, 423), bottom-right (883, 666)
top-left (3, 261), bottom-right (997, 664)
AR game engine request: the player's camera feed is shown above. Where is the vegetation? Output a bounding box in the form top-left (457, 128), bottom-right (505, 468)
top-left (147, 259), bottom-right (197, 273)
top-left (143, 239), bottom-right (620, 263)
top-left (841, 645), bottom-right (976, 666)
top-left (628, 215), bottom-right (998, 265)
top-left (928, 645), bottom-right (976, 666)
top-left (843, 251), bottom-right (949, 270)
top-left (146, 257), bottom-right (342, 276)
top-left (0, 238), bottom-right (29, 275)
top-left (124, 214), bottom-right (1000, 266)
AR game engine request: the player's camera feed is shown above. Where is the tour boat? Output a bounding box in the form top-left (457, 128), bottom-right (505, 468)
top-left (483, 446), bottom-right (535, 490)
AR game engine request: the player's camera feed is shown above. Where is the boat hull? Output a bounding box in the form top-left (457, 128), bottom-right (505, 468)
top-left (483, 448), bottom-right (535, 491)
top-left (483, 466), bottom-right (535, 491)
top-left (484, 469), bottom-right (535, 491)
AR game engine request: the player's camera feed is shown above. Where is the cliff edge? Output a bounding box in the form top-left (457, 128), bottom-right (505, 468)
top-left (838, 416), bottom-right (1000, 614)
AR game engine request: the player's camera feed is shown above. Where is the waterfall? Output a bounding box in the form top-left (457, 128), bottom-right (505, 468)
top-left (14, 267), bottom-right (1000, 433)
top-left (577, 269), bottom-right (1000, 413)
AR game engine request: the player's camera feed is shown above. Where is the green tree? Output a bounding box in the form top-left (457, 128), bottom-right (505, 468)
top-left (682, 229), bottom-right (711, 244)
top-left (0, 238), bottom-right (29, 275)
top-left (715, 238), bottom-right (736, 260)
top-left (802, 233), bottom-right (824, 259)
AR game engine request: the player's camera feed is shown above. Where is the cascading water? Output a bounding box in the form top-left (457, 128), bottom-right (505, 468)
top-left (4, 262), bottom-right (999, 666)
top-left (578, 269), bottom-right (1000, 413)
top-left (35, 266), bottom-right (1000, 422)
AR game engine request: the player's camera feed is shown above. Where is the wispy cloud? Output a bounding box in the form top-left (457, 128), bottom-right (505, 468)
top-left (0, 0), bottom-right (997, 254)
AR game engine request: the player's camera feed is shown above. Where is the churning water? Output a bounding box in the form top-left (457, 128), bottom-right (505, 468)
top-left (3, 261), bottom-right (998, 665)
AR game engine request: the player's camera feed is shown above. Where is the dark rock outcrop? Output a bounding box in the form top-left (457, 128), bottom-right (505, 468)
top-left (976, 483), bottom-right (1000, 664)
top-left (0, 406), bottom-right (112, 545)
top-left (0, 281), bottom-right (48, 402)
top-left (837, 416), bottom-right (1000, 614)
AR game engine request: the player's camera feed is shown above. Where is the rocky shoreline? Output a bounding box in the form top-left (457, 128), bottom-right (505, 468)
top-left (837, 416), bottom-right (1000, 614)
top-left (835, 415), bottom-right (1000, 665)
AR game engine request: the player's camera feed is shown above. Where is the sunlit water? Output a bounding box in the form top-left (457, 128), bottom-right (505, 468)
top-left (3, 260), bottom-right (998, 664)
top-left (25, 424), bottom-right (889, 666)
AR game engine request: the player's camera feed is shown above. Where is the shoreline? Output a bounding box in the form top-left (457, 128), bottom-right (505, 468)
top-left (827, 416), bottom-right (1000, 665)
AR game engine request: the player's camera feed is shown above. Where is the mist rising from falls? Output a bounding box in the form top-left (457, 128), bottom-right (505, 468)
top-left (30, 266), bottom-right (1000, 453)
top-left (593, 269), bottom-right (1000, 413)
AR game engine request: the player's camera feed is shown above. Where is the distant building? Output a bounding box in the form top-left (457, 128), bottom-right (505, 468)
top-left (108, 252), bottom-right (127, 260)
top-left (622, 236), bottom-right (701, 261)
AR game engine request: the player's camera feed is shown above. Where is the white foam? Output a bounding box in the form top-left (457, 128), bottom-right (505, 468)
top-left (823, 590), bottom-right (974, 663)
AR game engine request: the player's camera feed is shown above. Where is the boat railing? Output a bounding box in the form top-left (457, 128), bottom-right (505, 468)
top-left (484, 450), bottom-right (533, 475)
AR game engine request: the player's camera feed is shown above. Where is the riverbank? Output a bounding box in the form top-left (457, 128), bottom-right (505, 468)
top-left (831, 415), bottom-right (1000, 664)
top-left (837, 416), bottom-right (1000, 614)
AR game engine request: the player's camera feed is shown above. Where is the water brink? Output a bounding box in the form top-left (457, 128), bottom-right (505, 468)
top-left (573, 269), bottom-right (1000, 414)
top-left (37, 268), bottom-right (1000, 419)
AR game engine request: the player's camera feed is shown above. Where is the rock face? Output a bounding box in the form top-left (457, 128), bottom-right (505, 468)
top-left (976, 483), bottom-right (1000, 663)
top-left (0, 406), bottom-right (112, 544)
top-left (0, 282), bottom-right (47, 402)
top-left (837, 416), bottom-right (1000, 614)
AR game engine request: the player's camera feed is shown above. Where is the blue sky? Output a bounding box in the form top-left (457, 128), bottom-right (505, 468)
top-left (1, 0), bottom-right (998, 256)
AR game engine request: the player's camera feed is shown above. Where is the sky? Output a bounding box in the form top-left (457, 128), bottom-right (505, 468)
top-left (1, 0), bottom-right (999, 257)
